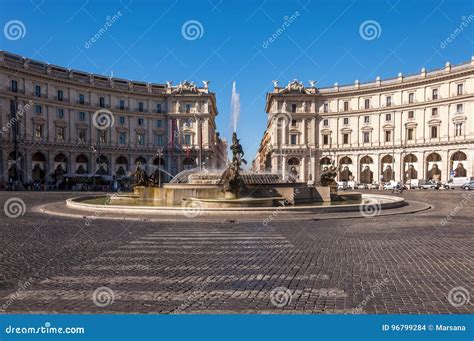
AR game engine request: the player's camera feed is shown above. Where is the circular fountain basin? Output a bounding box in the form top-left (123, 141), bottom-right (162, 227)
top-left (182, 196), bottom-right (285, 208)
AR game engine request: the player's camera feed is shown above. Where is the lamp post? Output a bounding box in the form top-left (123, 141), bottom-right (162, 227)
top-left (11, 97), bottom-right (19, 190)
top-left (156, 147), bottom-right (163, 187)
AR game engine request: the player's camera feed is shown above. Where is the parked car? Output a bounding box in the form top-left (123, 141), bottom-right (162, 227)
top-left (383, 181), bottom-right (400, 190)
top-left (419, 180), bottom-right (440, 190)
top-left (444, 177), bottom-right (470, 189)
top-left (357, 183), bottom-right (368, 190)
top-left (462, 180), bottom-right (474, 190)
top-left (337, 181), bottom-right (347, 190)
top-left (406, 179), bottom-right (419, 189)
top-left (368, 183), bottom-right (379, 190)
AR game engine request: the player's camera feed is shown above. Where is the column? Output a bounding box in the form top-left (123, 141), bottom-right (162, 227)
top-left (301, 119), bottom-right (306, 145)
top-left (301, 155), bottom-right (306, 182)
top-left (271, 153), bottom-right (278, 173)
top-left (282, 155), bottom-right (287, 179)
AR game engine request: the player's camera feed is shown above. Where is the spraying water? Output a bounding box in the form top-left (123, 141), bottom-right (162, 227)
top-left (231, 81), bottom-right (240, 133)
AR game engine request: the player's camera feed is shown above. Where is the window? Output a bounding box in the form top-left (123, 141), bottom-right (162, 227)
top-left (56, 127), bottom-right (65, 141)
top-left (78, 111), bottom-right (86, 121)
top-left (323, 102), bottom-right (329, 113)
top-left (343, 101), bottom-right (349, 111)
top-left (291, 120), bottom-right (297, 127)
top-left (363, 116), bottom-right (370, 124)
top-left (408, 111), bottom-right (414, 119)
top-left (343, 133), bottom-right (349, 144)
top-left (78, 129), bottom-right (86, 142)
top-left (119, 100), bottom-right (125, 110)
top-left (185, 104), bottom-right (192, 113)
top-left (184, 134), bottom-right (191, 145)
top-left (57, 108), bottom-right (64, 118)
top-left (79, 94), bottom-right (85, 104)
top-left (407, 128), bottom-right (414, 141)
top-left (455, 123), bottom-right (463, 136)
top-left (137, 134), bottom-right (145, 145)
top-left (138, 102), bottom-right (144, 112)
top-left (156, 103), bottom-right (162, 113)
top-left (35, 105), bottom-right (42, 115)
top-left (35, 85), bottom-right (41, 97)
top-left (432, 107), bottom-right (438, 116)
top-left (100, 131), bottom-right (107, 143)
top-left (119, 132), bottom-right (127, 145)
top-left (98, 97), bottom-right (105, 107)
top-left (408, 93), bottom-right (414, 104)
top-left (323, 134), bottom-right (329, 145)
top-left (34, 124), bottom-right (43, 138)
top-left (364, 99), bottom-right (370, 109)
top-left (138, 118), bottom-right (144, 126)
top-left (385, 130), bottom-right (392, 142)
top-left (457, 83), bottom-right (464, 95)
top-left (385, 113), bottom-right (392, 121)
top-left (290, 134), bottom-right (297, 145)
top-left (363, 132), bottom-right (370, 143)
top-left (432, 89), bottom-right (438, 100)
top-left (11, 80), bottom-right (18, 92)
top-left (119, 116), bottom-right (125, 125)
top-left (323, 119), bottom-right (329, 126)
top-left (386, 96), bottom-right (392, 107)
top-left (57, 90), bottom-right (63, 101)
top-left (155, 135), bottom-right (164, 146)
top-left (156, 119), bottom-right (163, 128)
top-left (431, 126), bottom-right (438, 138)
top-left (291, 103), bottom-right (297, 113)
top-left (343, 117), bottom-right (349, 125)
top-left (456, 104), bottom-right (463, 113)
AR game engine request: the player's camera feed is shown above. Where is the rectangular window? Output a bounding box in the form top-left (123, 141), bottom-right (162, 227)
top-left (408, 93), bottom-right (414, 104)
top-left (323, 102), bottom-right (328, 113)
top-left (432, 107), bottom-right (438, 116)
top-left (184, 134), bottom-right (191, 145)
top-left (386, 96), bottom-right (392, 107)
top-left (457, 83), bottom-right (464, 95)
top-left (407, 128), bottom-right (414, 141)
top-left (156, 103), bottom-right (162, 113)
top-left (385, 130), bottom-right (392, 142)
top-left (364, 116), bottom-right (370, 124)
top-left (385, 113), bottom-right (392, 121)
top-left (291, 103), bottom-right (297, 113)
top-left (457, 104), bottom-right (463, 113)
top-left (432, 89), bottom-right (438, 100)
top-left (343, 117), bottom-right (349, 125)
top-left (156, 119), bottom-right (163, 128)
top-left (363, 132), bottom-right (370, 143)
top-left (343, 133), bottom-right (349, 144)
top-left (185, 104), bottom-right (192, 113)
top-left (138, 118), bottom-right (144, 126)
top-left (156, 135), bottom-right (163, 146)
top-left (323, 134), bottom-right (329, 145)
top-left (35, 85), bottom-right (41, 97)
top-left (100, 131), bottom-right (107, 143)
top-left (78, 111), bottom-right (86, 121)
top-left (78, 129), bottom-right (86, 142)
top-left (35, 105), bottom-right (42, 115)
top-left (323, 119), bottom-right (329, 126)
top-left (455, 123), bottom-right (463, 136)
top-left (56, 127), bottom-right (65, 140)
top-left (119, 132), bottom-right (127, 144)
top-left (343, 101), bottom-right (349, 111)
top-left (99, 97), bottom-right (105, 107)
top-left (408, 111), bottom-right (414, 119)
top-left (431, 126), bottom-right (438, 138)
top-left (119, 116), bottom-right (125, 125)
top-left (137, 134), bottom-right (145, 145)
top-left (290, 134), bottom-right (297, 145)
top-left (57, 90), bottom-right (63, 101)
top-left (291, 119), bottom-right (297, 127)
top-left (57, 108), bottom-right (64, 118)
top-left (34, 124), bottom-right (43, 138)
top-left (11, 80), bottom-right (18, 92)
top-left (364, 99), bottom-right (370, 109)
top-left (119, 100), bottom-right (125, 110)
top-left (138, 102), bottom-right (144, 112)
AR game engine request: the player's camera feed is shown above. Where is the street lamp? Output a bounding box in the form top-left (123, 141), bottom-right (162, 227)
top-left (156, 147), bottom-right (163, 187)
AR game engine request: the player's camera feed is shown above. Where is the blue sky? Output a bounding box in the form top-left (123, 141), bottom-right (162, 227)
top-left (1, 0), bottom-right (473, 160)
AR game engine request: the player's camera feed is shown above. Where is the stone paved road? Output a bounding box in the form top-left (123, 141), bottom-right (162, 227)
top-left (0, 190), bottom-right (472, 314)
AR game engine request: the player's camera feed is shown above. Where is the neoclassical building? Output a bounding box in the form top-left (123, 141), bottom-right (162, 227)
top-left (253, 58), bottom-right (474, 184)
top-left (0, 50), bottom-right (227, 186)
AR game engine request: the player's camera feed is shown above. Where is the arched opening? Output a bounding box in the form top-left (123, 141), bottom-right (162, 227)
top-left (339, 156), bottom-right (353, 181)
top-left (451, 151), bottom-right (467, 178)
top-left (53, 153), bottom-right (67, 185)
top-left (32, 152), bottom-right (46, 183)
top-left (153, 157), bottom-right (167, 183)
top-left (8, 151), bottom-right (24, 181)
top-left (426, 153), bottom-right (442, 181)
top-left (115, 156), bottom-right (128, 176)
top-left (96, 155), bottom-right (109, 175)
top-left (359, 156), bottom-right (374, 184)
top-left (287, 157), bottom-right (300, 181)
top-left (403, 154), bottom-right (418, 181)
top-left (76, 154), bottom-right (88, 174)
top-left (182, 157), bottom-right (195, 170)
top-left (380, 155), bottom-right (394, 182)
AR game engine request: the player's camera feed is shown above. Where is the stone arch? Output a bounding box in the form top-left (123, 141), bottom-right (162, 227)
top-left (426, 153), bottom-right (442, 181)
top-left (450, 151), bottom-right (467, 178)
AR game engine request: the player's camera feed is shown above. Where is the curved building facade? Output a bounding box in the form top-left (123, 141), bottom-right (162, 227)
top-left (254, 58), bottom-right (474, 185)
top-left (0, 51), bottom-right (227, 188)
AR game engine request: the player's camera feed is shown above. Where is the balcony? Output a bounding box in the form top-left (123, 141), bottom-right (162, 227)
top-left (96, 103), bottom-right (111, 108)
top-left (116, 105), bottom-right (129, 110)
top-left (77, 100), bottom-right (90, 105)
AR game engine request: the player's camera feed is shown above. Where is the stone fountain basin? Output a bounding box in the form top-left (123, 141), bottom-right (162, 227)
top-left (182, 196), bottom-right (286, 208)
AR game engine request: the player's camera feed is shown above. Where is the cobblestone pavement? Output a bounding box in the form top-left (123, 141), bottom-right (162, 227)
top-left (0, 190), bottom-right (472, 314)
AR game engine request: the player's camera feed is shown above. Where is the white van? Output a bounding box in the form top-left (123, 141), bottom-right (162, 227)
top-left (444, 177), bottom-right (470, 189)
